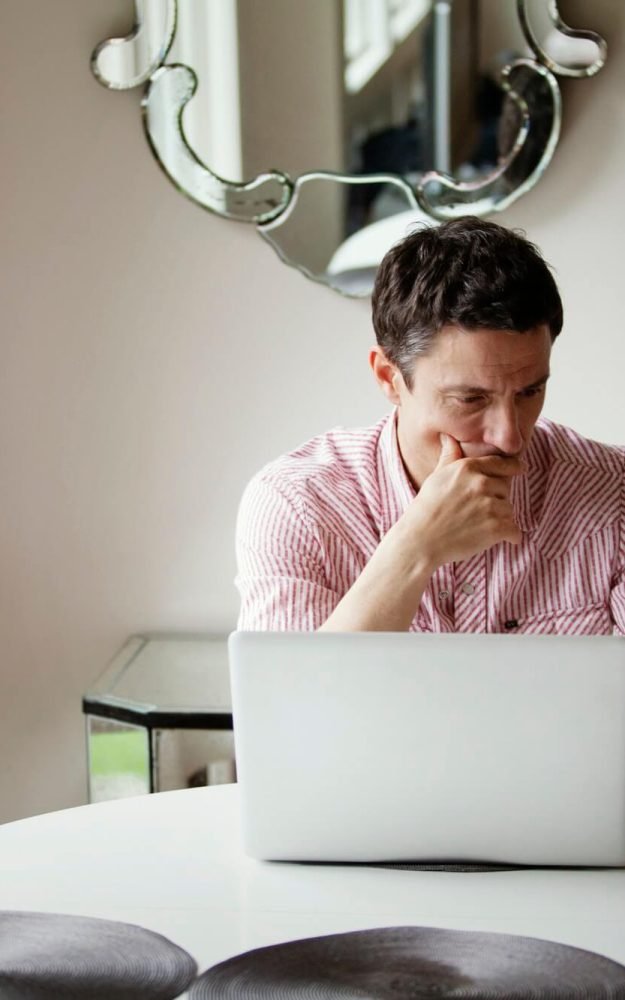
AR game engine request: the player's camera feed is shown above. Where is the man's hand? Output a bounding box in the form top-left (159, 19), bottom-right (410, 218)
top-left (404, 433), bottom-right (523, 569)
top-left (320, 433), bottom-right (523, 632)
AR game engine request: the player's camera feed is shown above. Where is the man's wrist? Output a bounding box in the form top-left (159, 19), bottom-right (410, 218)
top-left (385, 515), bottom-right (440, 583)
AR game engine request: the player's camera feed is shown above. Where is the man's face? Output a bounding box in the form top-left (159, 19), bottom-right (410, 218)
top-left (390, 324), bottom-right (552, 487)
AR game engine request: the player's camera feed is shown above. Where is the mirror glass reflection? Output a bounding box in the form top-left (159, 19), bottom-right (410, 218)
top-left (165, 0), bottom-right (508, 292)
top-left (167, 0), bottom-right (482, 198)
top-left (94, 1), bottom-right (606, 296)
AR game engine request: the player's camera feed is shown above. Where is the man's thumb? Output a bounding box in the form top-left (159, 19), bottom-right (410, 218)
top-left (438, 433), bottom-right (463, 465)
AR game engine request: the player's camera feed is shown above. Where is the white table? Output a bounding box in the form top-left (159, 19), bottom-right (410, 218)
top-left (2, 785), bottom-right (625, 987)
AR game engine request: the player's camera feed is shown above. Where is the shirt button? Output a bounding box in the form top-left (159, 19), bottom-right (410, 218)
top-left (439, 590), bottom-right (449, 600)
top-left (461, 582), bottom-right (475, 595)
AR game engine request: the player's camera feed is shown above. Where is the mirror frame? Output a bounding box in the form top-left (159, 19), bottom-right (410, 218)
top-left (91, 0), bottom-right (607, 295)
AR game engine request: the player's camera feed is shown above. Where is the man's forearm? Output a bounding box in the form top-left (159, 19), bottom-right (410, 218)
top-left (318, 521), bottom-right (435, 632)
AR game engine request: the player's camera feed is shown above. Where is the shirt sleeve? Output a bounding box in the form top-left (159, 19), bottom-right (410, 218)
top-left (234, 473), bottom-right (341, 630)
top-left (610, 448), bottom-right (625, 635)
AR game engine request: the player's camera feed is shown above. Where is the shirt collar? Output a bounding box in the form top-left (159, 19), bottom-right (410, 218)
top-left (377, 409), bottom-right (416, 537)
top-left (510, 458), bottom-right (536, 533)
top-left (511, 427), bottom-right (544, 534)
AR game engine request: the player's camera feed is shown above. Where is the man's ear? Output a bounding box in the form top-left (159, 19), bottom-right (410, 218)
top-left (369, 346), bottom-right (404, 405)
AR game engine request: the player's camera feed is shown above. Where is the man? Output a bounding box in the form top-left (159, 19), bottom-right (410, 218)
top-left (236, 217), bottom-right (625, 633)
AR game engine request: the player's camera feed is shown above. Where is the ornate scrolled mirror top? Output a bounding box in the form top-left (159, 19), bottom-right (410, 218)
top-left (92, 1), bottom-right (606, 297)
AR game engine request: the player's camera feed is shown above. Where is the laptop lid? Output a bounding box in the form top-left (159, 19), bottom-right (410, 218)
top-left (228, 632), bottom-right (625, 866)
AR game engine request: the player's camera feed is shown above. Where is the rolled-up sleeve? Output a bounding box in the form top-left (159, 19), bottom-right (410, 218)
top-left (235, 474), bottom-right (341, 630)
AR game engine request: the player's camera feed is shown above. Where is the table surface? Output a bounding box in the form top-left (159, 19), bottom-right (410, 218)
top-left (2, 785), bottom-right (625, 990)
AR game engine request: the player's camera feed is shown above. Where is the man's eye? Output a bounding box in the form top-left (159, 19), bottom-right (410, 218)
top-left (457, 395), bottom-right (485, 405)
top-left (520, 386), bottom-right (545, 398)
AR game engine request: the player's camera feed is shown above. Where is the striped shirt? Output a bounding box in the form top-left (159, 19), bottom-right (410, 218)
top-left (235, 412), bottom-right (625, 634)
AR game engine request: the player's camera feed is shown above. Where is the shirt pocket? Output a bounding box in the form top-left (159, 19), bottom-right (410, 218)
top-left (505, 603), bottom-right (612, 635)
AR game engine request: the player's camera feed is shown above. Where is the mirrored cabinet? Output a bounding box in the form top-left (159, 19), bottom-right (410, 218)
top-left (83, 633), bottom-right (234, 802)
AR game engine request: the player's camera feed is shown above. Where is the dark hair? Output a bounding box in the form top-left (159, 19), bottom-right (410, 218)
top-left (371, 216), bottom-right (563, 388)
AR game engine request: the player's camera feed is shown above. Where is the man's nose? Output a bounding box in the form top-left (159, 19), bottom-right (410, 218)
top-left (485, 404), bottom-right (524, 456)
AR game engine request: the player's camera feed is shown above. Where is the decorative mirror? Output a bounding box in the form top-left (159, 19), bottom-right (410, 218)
top-left (92, 1), bottom-right (606, 296)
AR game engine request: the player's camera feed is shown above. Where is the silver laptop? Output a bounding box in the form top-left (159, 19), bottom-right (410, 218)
top-left (228, 631), bottom-right (625, 867)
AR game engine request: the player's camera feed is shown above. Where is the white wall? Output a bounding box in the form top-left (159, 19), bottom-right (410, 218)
top-left (501, 0), bottom-right (623, 441)
top-left (1, 0), bottom-right (623, 822)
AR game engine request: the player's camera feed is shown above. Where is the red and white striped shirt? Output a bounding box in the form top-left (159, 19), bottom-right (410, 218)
top-left (235, 412), bottom-right (625, 634)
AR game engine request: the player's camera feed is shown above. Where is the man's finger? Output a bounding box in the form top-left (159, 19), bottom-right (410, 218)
top-left (467, 455), bottom-right (524, 478)
top-left (437, 433), bottom-right (464, 467)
